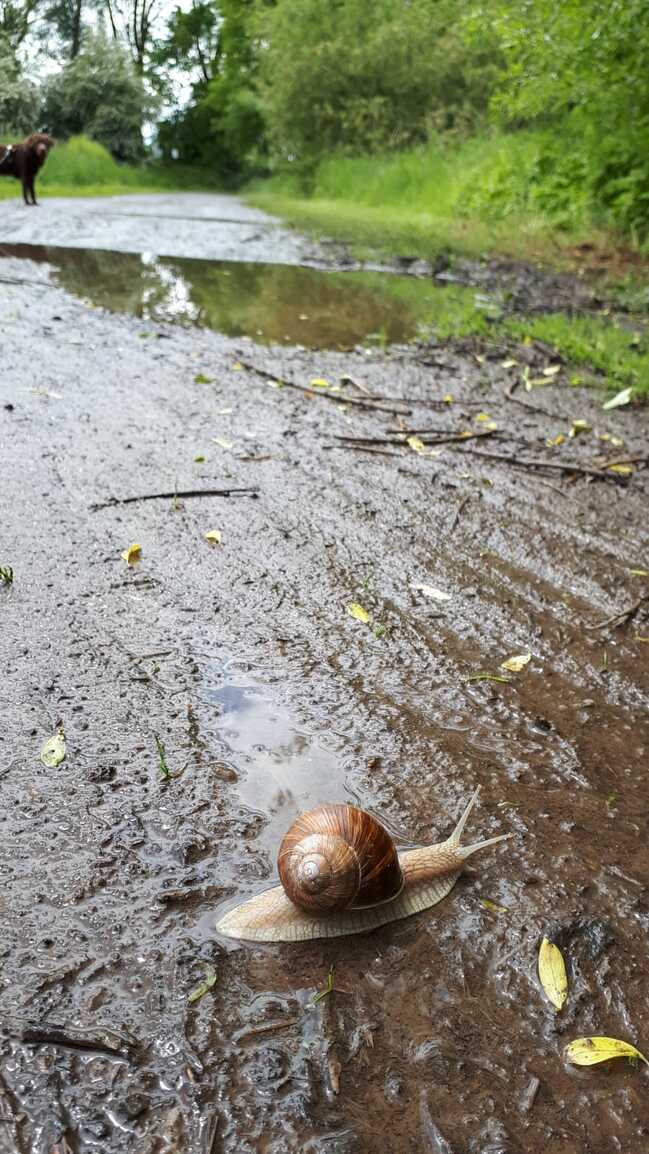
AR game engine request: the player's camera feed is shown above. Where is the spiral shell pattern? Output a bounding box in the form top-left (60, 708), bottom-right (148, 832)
top-left (278, 803), bottom-right (403, 914)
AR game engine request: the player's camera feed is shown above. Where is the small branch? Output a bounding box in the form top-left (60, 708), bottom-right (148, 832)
top-left (334, 429), bottom-right (497, 447)
top-left (90, 488), bottom-right (259, 511)
top-left (235, 359), bottom-right (411, 416)
top-left (449, 495), bottom-right (470, 532)
top-left (325, 443), bottom-right (401, 457)
top-left (453, 447), bottom-right (624, 481)
top-left (11, 1022), bottom-right (138, 1058)
top-left (584, 592), bottom-right (649, 631)
top-left (505, 380), bottom-right (556, 418)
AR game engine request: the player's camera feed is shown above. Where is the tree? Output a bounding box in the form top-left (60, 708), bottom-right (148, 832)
top-left (104, 0), bottom-right (160, 74)
top-left (0, 0), bottom-right (42, 50)
top-left (42, 30), bottom-right (147, 158)
top-left (0, 38), bottom-right (40, 133)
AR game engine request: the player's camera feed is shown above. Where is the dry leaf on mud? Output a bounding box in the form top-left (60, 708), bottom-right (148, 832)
top-left (543, 365), bottom-right (561, 377)
top-left (500, 653), bottom-right (532, 673)
top-left (603, 386), bottom-right (633, 410)
top-left (501, 358), bottom-right (517, 369)
top-left (121, 543), bottom-right (142, 565)
top-left (204, 530), bottom-right (222, 544)
top-left (569, 419), bottom-right (591, 438)
top-left (564, 1037), bottom-right (648, 1067)
top-left (310, 378), bottom-right (329, 389)
top-left (607, 463), bottom-right (634, 475)
top-left (40, 728), bottom-right (66, 768)
top-left (538, 937), bottom-right (568, 1010)
top-left (347, 602), bottom-right (370, 624)
top-left (407, 436), bottom-right (441, 458)
top-left (546, 433), bottom-right (566, 447)
top-left (629, 568), bottom-right (649, 576)
top-left (188, 963), bottom-right (217, 1004)
top-left (411, 584), bottom-right (451, 602)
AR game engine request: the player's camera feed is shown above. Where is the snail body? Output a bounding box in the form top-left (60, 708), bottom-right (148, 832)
top-left (216, 788), bottom-right (510, 943)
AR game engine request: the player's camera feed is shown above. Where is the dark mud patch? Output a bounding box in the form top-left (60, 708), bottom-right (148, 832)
top-left (1, 253), bottom-right (649, 1154)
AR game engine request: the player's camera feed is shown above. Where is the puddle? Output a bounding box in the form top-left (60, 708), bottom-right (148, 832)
top-left (0, 241), bottom-right (485, 348)
top-left (200, 658), bottom-right (352, 859)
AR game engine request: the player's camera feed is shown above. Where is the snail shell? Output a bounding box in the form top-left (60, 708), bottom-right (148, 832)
top-left (277, 803), bottom-right (403, 913)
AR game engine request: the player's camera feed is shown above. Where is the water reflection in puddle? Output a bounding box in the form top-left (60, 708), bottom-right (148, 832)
top-left (202, 659), bottom-right (350, 857)
top-left (0, 241), bottom-right (480, 349)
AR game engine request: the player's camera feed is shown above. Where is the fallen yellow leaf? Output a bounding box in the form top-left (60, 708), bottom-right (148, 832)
top-left (40, 728), bottom-right (66, 768)
top-left (607, 463), bottom-right (634, 475)
top-left (442, 393), bottom-right (453, 403)
top-left (232, 362), bottom-right (243, 370)
top-left (538, 937), bottom-right (568, 1010)
top-left (121, 543), bottom-right (142, 565)
top-left (310, 378), bottom-right (329, 389)
top-left (564, 1037), bottom-right (648, 1067)
top-left (475, 412), bottom-right (492, 422)
top-left (407, 436), bottom-right (426, 453)
top-left (569, 420), bottom-right (592, 438)
top-left (501, 358), bottom-right (517, 369)
top-left (629, 568), bottom-right (649, 576)
top-left (546, 433), bottom-right (566, 447)
top-left (543, 365), bottom-right (561, 377)
top-left (212, 437), bottom-right (233, 450)
top-left (204, 530), bottom-right (222, 544)
top-left (347, 602), bottom-right (370, 624)
top-left (500, 652), bottom-right (532, 673)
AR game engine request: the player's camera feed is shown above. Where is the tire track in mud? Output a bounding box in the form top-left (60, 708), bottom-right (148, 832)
top-left (1, 262), bottom-right (648, 1153)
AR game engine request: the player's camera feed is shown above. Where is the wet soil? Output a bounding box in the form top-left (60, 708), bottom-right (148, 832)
top-left (1, 195), bottom-right (649, 1154)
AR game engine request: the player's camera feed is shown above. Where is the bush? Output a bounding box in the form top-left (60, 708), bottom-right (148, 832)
top-left (43, 32), bottom-right (147, 161)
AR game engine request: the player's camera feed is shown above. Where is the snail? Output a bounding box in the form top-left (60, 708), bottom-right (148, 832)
top-left (216, 788), bottom-right (510, 942)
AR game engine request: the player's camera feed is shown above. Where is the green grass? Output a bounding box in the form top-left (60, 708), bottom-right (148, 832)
top-left (248, 132), bottom-right (611, 265)
top-left (503, 313), bottom-right (649, 393)
top-left (0, 134), bottom-right (221, 199)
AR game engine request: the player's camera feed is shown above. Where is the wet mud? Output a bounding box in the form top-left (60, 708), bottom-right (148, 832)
top-left (1, 195), bottom-right (648, 1154)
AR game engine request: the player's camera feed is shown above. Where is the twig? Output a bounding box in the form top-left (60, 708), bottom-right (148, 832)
top-left (325, 443), bottom-right (401, 457)
top-left (584, 592), bottom-right (649, 631)
top-left (449, 495), bottom-right (470, 532)
top-left (334, 429), bottom-right (497, 447)
top-left (10, 1022), bottom-right (138, 1058)
top-left (505, 380), bottom-right (556, 418)
top-left (235, 359), bottom-right (411, 416)
top-left (592, 455), bottom-right (649, 469)
top-left (90, 487), bottom-right (258, 511)
top-left (453, 446), bottom-right (623, 481)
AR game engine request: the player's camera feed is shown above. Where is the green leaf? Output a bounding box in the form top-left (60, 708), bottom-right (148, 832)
top-left (188, 963), bottom-right (217, 1004)
top-left (40, 728), bottom-right (66, 767)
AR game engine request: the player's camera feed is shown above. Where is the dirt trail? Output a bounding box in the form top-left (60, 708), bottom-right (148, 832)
top-left (1, 195), bottom-right (648, 1154)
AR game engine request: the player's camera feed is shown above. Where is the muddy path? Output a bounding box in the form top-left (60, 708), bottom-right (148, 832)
top-left (1, 195), bottom-right (649, 1154)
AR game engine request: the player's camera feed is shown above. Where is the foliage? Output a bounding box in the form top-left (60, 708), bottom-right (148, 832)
top-left (0, 38), bottom-right (40, 134)
top-left (0, 0), bottom-right (41, 51)
top-left (157, 0), bottom-right (265, 178)
top-left (42, 31), bottom-right (148, 160)
top-left (254, 0), bottom-right (499, 173)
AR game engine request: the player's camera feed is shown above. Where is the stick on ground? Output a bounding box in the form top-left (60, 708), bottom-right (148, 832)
top-left (91, 488), bottom-right (259, 511)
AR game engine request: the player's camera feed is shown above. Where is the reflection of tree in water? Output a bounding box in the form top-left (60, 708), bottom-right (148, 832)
top-left (13, 245), bottom-right (422, 345)
top-left (164, 259), bottom-right (419, 346)
top-left (52, 248), bottom-right (171, 319)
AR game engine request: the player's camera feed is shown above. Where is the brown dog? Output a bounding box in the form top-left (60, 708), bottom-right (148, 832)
top-left (0, 133), bottom-right (55, 206)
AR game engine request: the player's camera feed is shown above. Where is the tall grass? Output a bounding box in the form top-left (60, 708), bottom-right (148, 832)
top-left (249, 131), bottom-right (614, 262)
top-left (0, 135), bottom-right (221, 198)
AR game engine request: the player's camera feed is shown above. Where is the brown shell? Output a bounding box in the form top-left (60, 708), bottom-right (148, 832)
top-left (277, 804), bottom-right (403, 914)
